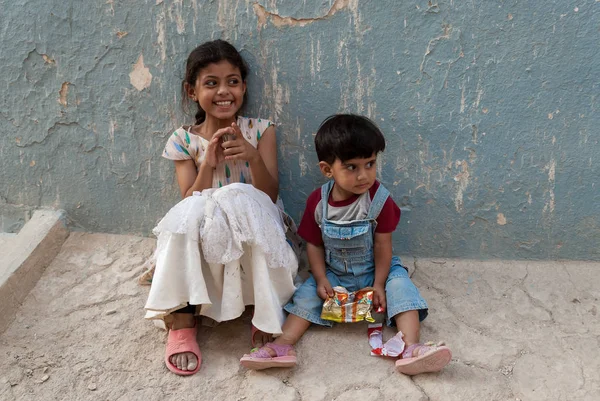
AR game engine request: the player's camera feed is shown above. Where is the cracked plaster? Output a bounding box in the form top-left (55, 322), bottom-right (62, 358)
top-left (0, 1), bottom-right (599, 260)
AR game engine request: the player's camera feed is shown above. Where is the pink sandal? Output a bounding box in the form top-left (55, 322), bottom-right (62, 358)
top-left (164, 326), bottom-right (202, 376)
top-left (395, 342), bottom-right (451, 375)
top-left (240, 343), bottom-right (297, 370)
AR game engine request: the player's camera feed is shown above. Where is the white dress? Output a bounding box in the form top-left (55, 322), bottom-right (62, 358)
top-left (144, 117), bottom-right (299, 336)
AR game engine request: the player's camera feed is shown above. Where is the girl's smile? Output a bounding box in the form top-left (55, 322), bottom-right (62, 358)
top-left (192, 60), bottom-right (246, 120)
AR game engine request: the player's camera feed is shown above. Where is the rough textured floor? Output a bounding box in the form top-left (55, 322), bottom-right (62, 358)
top-left (1, 233), bottom-right (598, 401)
top-left (0, 233), bottom-right (17, 255)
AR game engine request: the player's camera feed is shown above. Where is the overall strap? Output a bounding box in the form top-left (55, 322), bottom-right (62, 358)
top-left (366, 183), bottom-right (390, 220)
top-left (320, 181), bottom-right (335, 223)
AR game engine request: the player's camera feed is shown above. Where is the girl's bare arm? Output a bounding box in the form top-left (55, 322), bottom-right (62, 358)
top-left (249, 125), bottom-right (279, 202)
top-left (174, 159), bottom-right (213, 198)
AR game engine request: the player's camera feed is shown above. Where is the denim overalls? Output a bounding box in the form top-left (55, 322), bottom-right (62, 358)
top-left (284, 181), bottom-right (428, 327)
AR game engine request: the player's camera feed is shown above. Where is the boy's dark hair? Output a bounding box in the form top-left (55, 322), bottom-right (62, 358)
top-left (314, 114), bottom-right (386, 164)
top-left (181, 39), bottom-right (249, 124)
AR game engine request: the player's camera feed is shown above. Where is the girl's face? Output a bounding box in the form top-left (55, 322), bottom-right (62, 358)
top-left (189, 60), bottom-right (246, 122)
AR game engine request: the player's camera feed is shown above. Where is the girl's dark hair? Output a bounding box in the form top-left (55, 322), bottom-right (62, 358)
top-left (315, 114), bottom-right (386, 164)
top-left (182, 39), bottom-right (249, 125)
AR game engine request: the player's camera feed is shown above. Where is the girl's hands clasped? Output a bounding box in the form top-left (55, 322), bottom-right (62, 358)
top-left (204, 123), bottom-right (257, 168)
top-left (203, 127), bottom-right (231, 168)
top-left (219, 122), bottom-right (260, 164)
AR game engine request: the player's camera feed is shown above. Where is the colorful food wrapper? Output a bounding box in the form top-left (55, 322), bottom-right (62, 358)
top-left (321, 286), bottom-right (375, 323)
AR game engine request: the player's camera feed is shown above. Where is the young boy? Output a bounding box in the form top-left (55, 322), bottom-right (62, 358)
top-left (240, 114), bottom-right (451, 375)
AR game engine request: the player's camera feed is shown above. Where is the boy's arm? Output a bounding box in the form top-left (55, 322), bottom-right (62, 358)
top-left (307, 242), bottom-right (334, 299)
top-left (373, 232), bottom-right (393, 309)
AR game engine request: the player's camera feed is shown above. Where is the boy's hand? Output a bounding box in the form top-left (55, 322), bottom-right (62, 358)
top-left (316, 278), bottom-right (334, 300)
top-left (373, 284), bottom-right (387, 311)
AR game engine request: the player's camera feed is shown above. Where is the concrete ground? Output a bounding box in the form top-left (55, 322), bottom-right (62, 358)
top-left (0, 233), bottom-right (16, 253)
top-left (0, 232), bottom-right (598, 401)
top-left (1, 210), bottom-right (69, 333)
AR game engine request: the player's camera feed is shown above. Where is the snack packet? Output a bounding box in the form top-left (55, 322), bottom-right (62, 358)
top-left (321, 286), bottom-right (375, 323)
top-left (369, 306), bottom-right (385, 355)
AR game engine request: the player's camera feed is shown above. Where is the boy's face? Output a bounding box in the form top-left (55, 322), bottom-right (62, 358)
top-left (319, 153), bottom-right (378, 199)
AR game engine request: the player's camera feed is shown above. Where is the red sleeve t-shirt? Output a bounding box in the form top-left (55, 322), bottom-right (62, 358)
top-left (298, 181), bottom-right (401, 246)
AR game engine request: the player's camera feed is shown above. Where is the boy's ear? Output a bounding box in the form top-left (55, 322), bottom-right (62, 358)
top-left (319, 161), bottom-right (334, 178)
top-left (184, 82), bottom-right (196, 101)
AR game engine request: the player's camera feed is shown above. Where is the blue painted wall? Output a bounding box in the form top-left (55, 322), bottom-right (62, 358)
top-left (1, 1), bottom-right (598, 259)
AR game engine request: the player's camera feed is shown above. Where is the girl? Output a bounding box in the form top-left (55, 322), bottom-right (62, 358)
top-left (144, 39), bottom-right (299, 376)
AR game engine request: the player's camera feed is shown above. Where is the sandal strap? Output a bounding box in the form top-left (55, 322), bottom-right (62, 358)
top-left (249, 347), bottom-right (273, 359)
top-left (166, 327), bottom-right (199, 354)
top-left (250, 342), bottom-right (293, 358)
top-left (402, 341), bottom-right (445, 359)
top-left (401, 343), bottom-right (420, 359)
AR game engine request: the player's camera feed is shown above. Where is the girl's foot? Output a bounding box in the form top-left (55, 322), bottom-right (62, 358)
top-left (240, 342), bottom-right (297, 370)
top-left (395, 342), bottom-right (451, 376)
top-left (167, 314), bottom-right (199, 374)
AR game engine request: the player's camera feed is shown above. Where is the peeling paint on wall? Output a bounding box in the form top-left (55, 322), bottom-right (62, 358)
top-left (497, 213), bottom-right (507, 226)
top-left (58, 82), bottom-right (70, 106)
top-left (253, 0), bottom-right (354, 29)
top-left (543, 159), bottom-right (556, 217)
top-left (1, 0), bottom-right (599, 260)
top-left (453, 160), bottom-right (470, 213)
top-left (129, 55), bottom-right (152, 91)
